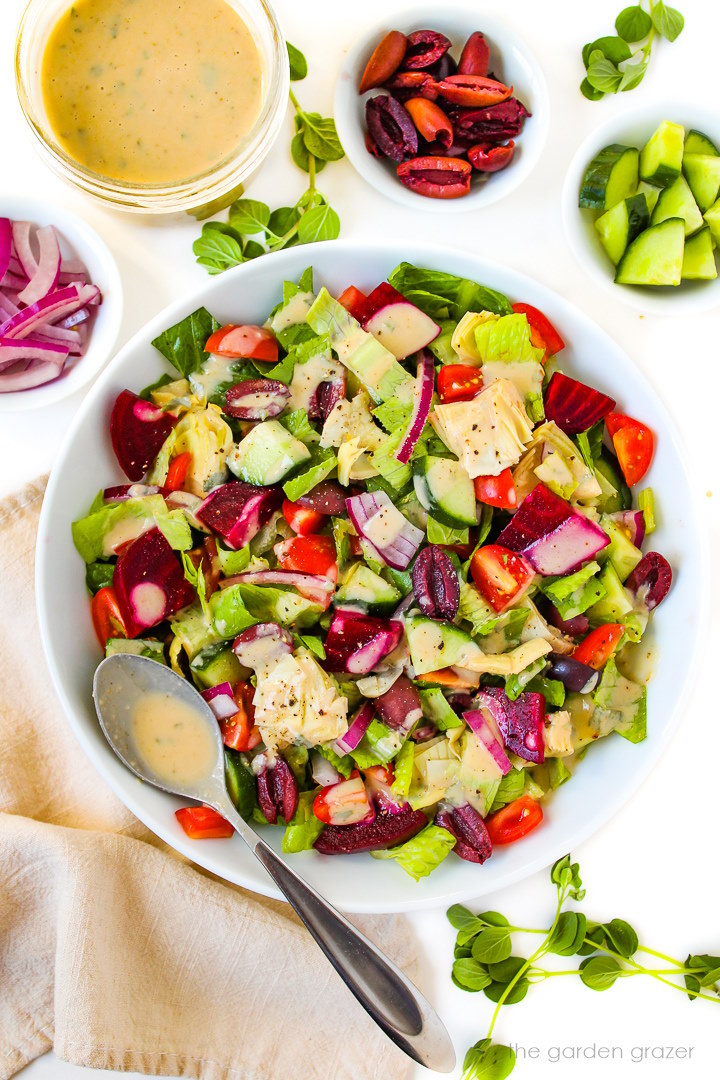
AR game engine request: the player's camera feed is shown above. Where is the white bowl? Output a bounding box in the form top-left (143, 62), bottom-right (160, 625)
top-left (562, 100), bottom-right (720, 315)
top-left (37, 240), bottom-right (707, 913)
top-left (0, 198), bottom-right (123, 411)
top-left (334, 8), bottom-right (549, 213)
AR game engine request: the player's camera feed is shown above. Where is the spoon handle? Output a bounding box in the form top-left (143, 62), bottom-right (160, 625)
top-left (217, 798), bottom-right (455, 1073)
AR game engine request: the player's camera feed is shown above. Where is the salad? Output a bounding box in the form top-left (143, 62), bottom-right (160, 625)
top-left (72, 262), bottom-right (672, 881)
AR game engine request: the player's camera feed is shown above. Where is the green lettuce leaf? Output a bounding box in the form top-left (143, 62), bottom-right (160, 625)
top-left (505, 656), bottom-right (548, 701)
top-left (489, 767), bottom-right (526, 812)
top-left (72, 495), bottom-right (191, 563)
top-left (216, 543), bottom-right (251, 576)
top-left (349, 719), bottom-right (404, 768)
top-left (474, 313), bottom-right (545, 365)
top-left (370, 429), bottom-right (412, 491)
top-left (427, 515), bottom-right (469, 545)
top-left (391, 739), bottom-right (415, 799)
top-left (371, 823), bottom-right (456, 880)
top-left (316, 741), bottom-right (353, 779)
top-left (387, 263), bottom-right (512, 320)
top-left (208, 585), bottom-right (258, 638)
top-left (419, 687), bottom-right (463, 730)
top-left (282, 791), bottom-right (324, 852)
top-left (458, 583), bottom-right (529, 640)
top-left (220, 581), bottom-right (323, 630)
top-left (525, 674), bottom-right (566, 708)
top-left (539, 561), bottom-right (606, 620)
top-left (151, 306), bottom-right (219, 378)
top-left (283, 448), bottom-right (337, 502)
top-left (85, 561), bottom-right (114, 595)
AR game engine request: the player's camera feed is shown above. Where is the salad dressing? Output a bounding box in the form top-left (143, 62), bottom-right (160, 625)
top-left (131, 692), bottom-right (218, 787)
top-left (41, 0), bottom-right (264, 184)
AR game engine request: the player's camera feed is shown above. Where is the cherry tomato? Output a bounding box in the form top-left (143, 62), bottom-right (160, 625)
top-left (337, 285), bottom-right (367, 322)
top-left (165, 452), bottom-right (192, 492)
top-left (511, 303), bottom-right (565, 356)
top-left (175, 805), bottom-right (234, 839)
top-left (282, 497), bottom-right (325, 536)
top-left (485, 796), bottom-right (543, 845)
top-left (470, 544), bottom-right (534, 613)
top-left (473, 468), bottom-right (517, 510)
top-left (91, 586), bottom-right (128, 648)
top-left (275, 535), bottom-right (338, 582)
top-left (205, 324), bottom-right (278, 363)
top-left (605, 412), bottom-right (654, 487)
top-left (574, 623), bottom-right (624, 670)
top-left (312, 775), bottom-right (372, 825)
top-left (437, 363), bottom-right (484, 404)
top-left (220, 681), bottom-right (262, 752)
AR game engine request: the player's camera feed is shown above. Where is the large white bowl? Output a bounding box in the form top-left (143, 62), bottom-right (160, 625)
top-left (334, 8), bottom-right (549, 213)
top-left (37, 241), bottom-right (707, 913)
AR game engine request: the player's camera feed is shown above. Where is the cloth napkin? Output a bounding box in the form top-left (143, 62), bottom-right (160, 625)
top-left (0, 479), bottom-right (417, 1080)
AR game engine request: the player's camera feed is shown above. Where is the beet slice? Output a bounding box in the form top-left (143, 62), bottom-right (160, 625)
top-left (295, 480), bottom-right (347, 516)
top-left (110, 390), bottom-right (177, 482)
top-left (323, 609), bottom-right (403, 675)
top-left (544, 372), bottom-right (616, 436)
top-left (496, 483), bottom-right (609, 576)
top-left (113, 527), bottom-right (195, 637)
top-left (195, 481), bottom-right (282, 550)
top-left (313, 804), bottom-right (428, 854)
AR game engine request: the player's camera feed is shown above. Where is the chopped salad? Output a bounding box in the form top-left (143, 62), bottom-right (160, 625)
top-left (72, 263), bottom-right (672, 881)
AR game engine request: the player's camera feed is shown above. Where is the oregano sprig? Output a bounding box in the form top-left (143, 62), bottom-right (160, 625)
top-left (450, 854), bottom-right (719, 1080)
top-left (580, 0), bottom-right (685, 101)
top-left (193, 42), bottom-right (343, 274)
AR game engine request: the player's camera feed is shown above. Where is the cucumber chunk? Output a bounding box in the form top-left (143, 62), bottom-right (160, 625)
top-left (579, 144), bottom-right (639, 210)
top-left (639, 121), bottom-right (684, 187)
top-left (684, 129), bottom-right (719, 157)
top-left (637, 180), bottom-right (660, 214)
top-left (226, 419), bottom-right (311, 485)
top-left (650, 175), bottom-right (703, 236)
top-left (594, 193), bottom-right (650, 266)
top-left (681, 226), bottom-right (718, 281)
top-left (682, 154), bottom-right (720, 213)
top-left (704, 197), bottom-right (720, 246)
top-left (615, 218), bottom-right (685, 287)
top-left (413, 455), bottom-right (477, 529)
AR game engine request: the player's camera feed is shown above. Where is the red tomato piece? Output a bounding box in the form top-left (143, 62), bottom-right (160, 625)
top-left (165, 452), bottom-right (192, 492)
top-left (605, 412), bottom-right (654, 487)
top-left (312, 775), bottom-right (372, 826)
top-left (511, 302), bottom-right (565, 356)
top-left (470, 544), bottom-right (534, 613)
top-left (437, 364), bottom-right (484, 404)
top-left (175, 805), bottom-right (234, 839)
top-left (276, 535), bottom-right (338, 581)
top-left (220, 681), bottom-right (261, 752)
top-left (282, 498), bottom-right (325, 536)
top-left (91, 586), bottom-right (128, 648)
top-left (473, 468), bottom-right (517, 509)
top-left (205, 324), bottom-right (278, 363)
top-left (337, 285), bottom-right (367, 322)
top-left (486, 796), bottom-right (543, 845)
top-left (574, 623), bottom-right (624, 670)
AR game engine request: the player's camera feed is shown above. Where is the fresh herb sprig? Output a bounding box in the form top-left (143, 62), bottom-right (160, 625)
top-left (450, 854), bottom-right (719, 1080)
top-left (193, 42), bottom-right (343, 274)
top-left (580, 1), bottom-right (684, 101)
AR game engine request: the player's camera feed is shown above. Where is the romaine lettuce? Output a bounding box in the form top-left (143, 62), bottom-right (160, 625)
top-left (371, 823), bottom-right (456, 880)
top-left (282, 791), bottom-right (324, 853)
top-left (282, 447), bottom-right (337, 502)
top-left (72, 494), bottom-right (191, 563)
top-left (474, 313), bottom-right (545, 366)
top-left (391, 740), bottom-right (415, 799)
top-left (151, 306), bottom-right (219, 378)
top-left (387, 263), bottom-right (512, 319)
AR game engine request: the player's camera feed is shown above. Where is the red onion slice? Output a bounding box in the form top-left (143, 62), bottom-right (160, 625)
top-left (221, 569), bottom-right (334, 606)
top-left (395, 348), bottom-right (435, 464)
top-left (11, 221), bottom-right (38, 279)
top-left (17, 225), bottom-right (61, 307)
top-left (334, 700), bottom-right (375, 756)
top-left (463, 707), bottom-right (513, 774)
top-left (0, 219), bottom-right (11, 282)
top-left (346, 490), bottom-right (424, 571)
top-left (201, 682), bottom-right (239, 720)
top-left (0, 337), bottom-right (68, 372)
top-left (0, 359), bottom-right (64, 392)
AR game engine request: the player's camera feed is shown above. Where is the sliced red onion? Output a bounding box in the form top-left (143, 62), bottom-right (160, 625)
top-left (395, 349), bottom-right (435, 464)
top-left (0, 359), bottom-right (63, 392)
top-left (0, 284), bottom-right (96, 340)
top-left (58, 306), bottom-right (92, 330)
top-left (311, 750), bottom-right (343, 787)
top-left (201, 682), bottom-right (239, 720)
top-left (346, 490), bottom-right (424, 571)
top-left (0, 293), bottom-right (20, 320)
top-left (0, 219), bottom-right (11, 282)
top-left (1, 272), bottom-right (28, 292)
top-left (221, 569), bottom-right (334, 606)
top-left (334, 700), bottom-right (375, 756)
top-left (17, 225), bottom-right (61, 307)
top-left (11, 221), bottom-right (38, 279)
top-left (233, 622), bottom-right (294, 669)
top-left (0, 337), bottom-right (68, 373)
top-left (606, 509), bottom-right (645, 549)
top-left (463, 707), bottom-right (513, 774)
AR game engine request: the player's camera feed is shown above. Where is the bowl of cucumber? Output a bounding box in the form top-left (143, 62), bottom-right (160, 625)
top-left (562, 101), bottom-right (720, 314)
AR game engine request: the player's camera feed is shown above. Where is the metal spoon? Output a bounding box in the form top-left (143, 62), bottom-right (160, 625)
top-left (93, 653), bottom-right (456, 1073)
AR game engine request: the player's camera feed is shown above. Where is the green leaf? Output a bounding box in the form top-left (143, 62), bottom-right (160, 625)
top-left (371, 823), bottom-right (456, 880)
top-left (547, 911), bottom-right (588, 956)
top-left (462, 1039), bottom-right (516, 1080)
top-left (550, 853), bottom-right (585, 899)
top-left (580, 77), bottom-right (605, 101)
top-left (224, 749), bottom-right (257, 818)
top-left (489, 768), bottom-right (526, 812)
top-left (486, 955), bottom-right (527, 983)
top-left (483, 977), bottom-right (529, 1005)
top-left (619, 58), bottom-right (649, 91)
top-left (388, 262), bottom-right (512, 320)
top-left (297, 634), bottom-right (325, 659)
top-left (228, 198), bottom-right (271, 235)
top-left (85, 560), bottom-right (114, 595)
top-left (587, 35), bottom-right (633, 62)
top-left (286, 41), bottom-right (308, 81)
top-left (447, 904), bottom-right (482, 933)
top-left (615, 5), bottom-right (653, 40)
top-left (578, 922), bottom-right (607, 956)
top-left (192, 224), bottom-right (245, 275)
top-left (391, 738), bottom-right (415, 799)
top-left (651, 0), bottom-right (684, 40)
top-left (586, 57), bottom-right (623, 93)
top-left (297, 203), bottom-right (341, 245)
top-left (242, 239), bottom-right (266, 260)
top-left (282, 790), bottom-right (324, 851)
top-left (151, 307), bottom-right (219, 377)
top-left (452, 957), bottom-right (492, 991)
top-left (291, 131), bottom-right (327, 174)
top-left (471, 925), bottom-right (513, 965)
top-left (579, 954), bottom-right (623, 990)
top-left (603, 918), bottom-right (639, 958)
top-left (300, 112), bottom-right (345, 161)
top-left (315, 740), bottom-right (352, 778)
top-left (455, 943), bottom-right (473, 959)
top-left (427, 515), bottom-right (469, 546)
top-left (282, 448), bottom-right (337, 501)
top-left (267, 205), bottom-right (301, 240)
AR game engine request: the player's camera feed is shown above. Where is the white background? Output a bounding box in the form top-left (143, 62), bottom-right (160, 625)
top-left (2, 0), bottom-right (719, 1078)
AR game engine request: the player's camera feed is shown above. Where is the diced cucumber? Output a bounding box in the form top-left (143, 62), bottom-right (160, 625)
top-left (639, 121), bottom-right (684, 187)
top-left (105, 638), bottom-right (166, 663)
top-left (226, 420), bottom-right (311, 485)
top-left (587, 563), bottom-right (633, 624)
top-left (405, 615), bottom-right (477, 674)
top-left (598, 516), bottom-right (642, 582)
top-left (681, 226), bottom-right (718, 281)
top-left (190, 641), bottom-right (245, 688)
top-left (579, 144), bottom-right (639, 210)
top-left (650, 175), bottom-right (703, 236)
top-left (637, 181), bottom-right (660, 214)
top-left (682, 154), bottom-right (720, 213)
top-left (594, 193), bottom-right (650, 266)
top-left (594, 450), bottom-right (631, 513)
top-left (412, 455), bottom-right (478, 529)
top-left (334, 563), bottom-right (401, 614)
top-left (684, 129), bottom-right (719, 157)
top-left (704, 197), bottom-right (720, 246)
top-left (615, 218), bottom-right (685, 287)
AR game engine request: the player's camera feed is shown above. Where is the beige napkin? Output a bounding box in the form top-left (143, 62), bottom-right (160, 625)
top-left (0, 479), bottom-right (417, 1080)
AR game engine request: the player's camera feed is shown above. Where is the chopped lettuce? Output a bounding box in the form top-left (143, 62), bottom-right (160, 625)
top-left (208, 585), bottom-right (258, 638)
top-left (105, 638), bottom-right (166, 663)
top-left (316, 741), bottom-right (352, 778)
top-left (85, 560), bottom-right (114, 595)
top-left (370, 430), bottom-right (412, 491)
top-left (531, 756), bottom-right (572, 793)
top-left (474, 313), bottom-right (545, 366)
top-left (151, 306), bottom-right (219, 378)
top-left (331, 517), bottom-right (353, 569)
top-left (371, 823), bottom-right (455, 880)
top-left (504, 655), bottom-right (548, 701)
top-left (428, 319), bottom-right (458, 364)
top-left (489, 767), bottom-right (526, 812)
top-left (387, 263), bottom-right (512, 319)
top-left (427, 515), bottom-right (469, 545)
top-left (282, 791), bottom-right (324, 852)
top-left (217, 543), bottom-right (251, 577)
top-left (349, 719), bottom-right (404, 768)
top-left (531, 421), bottom-right (601, 502)
top-left (575, 419), bottom-right (605, 469)
top-left (282, 448), bottom-right (337, 502)
top-left (419, 687), bottom-right (463, 730)
top-left (170, 602), bottom-right (222, 659)
top-left (372, 397), bottom-right (412, 433)
top-left (219, 582), bottom-right (323, 630)
top-left (525, 674), bottom-right (566, 708)
top-left (297, 634), bottom-right (325, 659)
top-left (458, 583), bottom-right (530, 640)
top-left (72, 494), bottom-right (192, 563)
top-left (392, 739), bottom-right (416, 799)
top-left (539, 561), bottom-right (606, 620)
top-left (181, 551), bottom-right (211, 621)
top-left (593, 657), bottom-right (647, 743)
top-left (638, 488), bottom-right (656, 533)
top-left (278, 407), bottom-right (319, 444)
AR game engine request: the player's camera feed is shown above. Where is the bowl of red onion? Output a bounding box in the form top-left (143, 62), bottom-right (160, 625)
top-left (0, 199), bottom-right (122, 411)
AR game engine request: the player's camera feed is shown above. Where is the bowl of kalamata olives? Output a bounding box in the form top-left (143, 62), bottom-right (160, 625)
top-left (335, 9), bottom-right (549, 211)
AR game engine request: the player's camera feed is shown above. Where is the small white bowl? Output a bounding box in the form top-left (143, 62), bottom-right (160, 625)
top-left (562, 100), bottom-right (720, 316)
top-left (0, 198), bottom-right (123, 411)
top-left (334, 7), bottom-right (549, 213)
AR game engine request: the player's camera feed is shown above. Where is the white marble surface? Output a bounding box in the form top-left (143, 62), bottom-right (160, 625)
top-left (2, 0), bottom-right (719, 1077)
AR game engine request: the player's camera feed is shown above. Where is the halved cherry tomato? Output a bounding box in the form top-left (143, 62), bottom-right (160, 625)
top-left (275, 534), bottom-right (338, 582)
top-left (511, 302), bottom-right (565, 356)
top-left (437, 364), bottom-right (483, 404)
top-left (470, 544), bottom-right (534, 613)
top-left (91, 586), bottom-right (128, 648)
top-left (220, 681), bottom-right (262, 752)
top-left (415, 667), bottom-right (479, 690)
top-left (337, 285), bottom-right (367, 322)
top-left (175, 805), bottom-right (234, 839)
top-left (312, 775), bottom-right (372, 825)
top-left (282, 497), bottom-right (325, 536)
top-left (605, 412), bottom-right (654, 487)
top-left (165, 452), bottom-right (192, 492)
top-left (486, 796), bottom-right (543, 845)
top-left (205, 324), bottom-right (278, 363)
top-left (574, 623), bottom-right (624, 670)
top-left (473, 468), bottom-right (517, 510)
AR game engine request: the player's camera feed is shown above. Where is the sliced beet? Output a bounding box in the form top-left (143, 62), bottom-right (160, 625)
top-left (113, 527), bottom-right (195, 637)
top-left (497, 483), bottom-right (609, 576)
top-left (295, 480), bottom-right (347, 516)
top-left (625, 551), bottom-right (672, 611)
top-left (313, 804), bottom-right (428, 854)
top-left (544, 372), bottom-right (616, 436)
top-left (479, 687), bottom-right (545, 764)
top-left (375, 675), bottom-right (423, 735)
top-left (195, 482), bottom-right (282, 550)
top-left (323, 609), bottom-right (403, 675)
top-left (110, 389), bottom-right (177, 482)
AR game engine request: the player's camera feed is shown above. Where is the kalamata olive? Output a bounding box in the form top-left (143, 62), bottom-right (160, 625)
top-left (384, 71), bottom-right (439, 102)
top-left (401, 29), bottom-right (452, 70)
top-left (427, 52), bottom-right (458, 80)
top-left (625, 552), bottom-right (672, 611)
top-left (256, 766), bottom-right (278, 825)
top-left (397, 155), bottom-right (472, 198)
top-left (547, 653), bottom-right (599, 694)
top-left (435, 74), bottom-right (512, 108)
top-left (411, 723), bottom-right (437, 742)
top-left (546, 602), bottom-right (589, 639)
top-left (359, 29), bottom-right (407, 94)
top-left (412, 544), bottom-right (460, 619)
top-left (272, 757), bottom-right (299, 823)
top-left (365, 95), bottom-right (418, 162)
top-left (404, 97), bottom-right (453, 150)
top-left (457, 32), bottom-right (490, 77)
top-left (452, 98), bottom-right (530, 142)
top-left (225, 379), bottom-right (290, 420)
top-left (468, 140), bottom-right (515, 173)
top-left (296, 480), bottom-right (347, 515)
top-left (316, 376), bottom-right (346, 421)
top-left (436, 804), bottom-right (492, 863)
top-left (375, 675), bottom-right (423, 734)
top-left (313, 804), bottom-right (428, 854)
